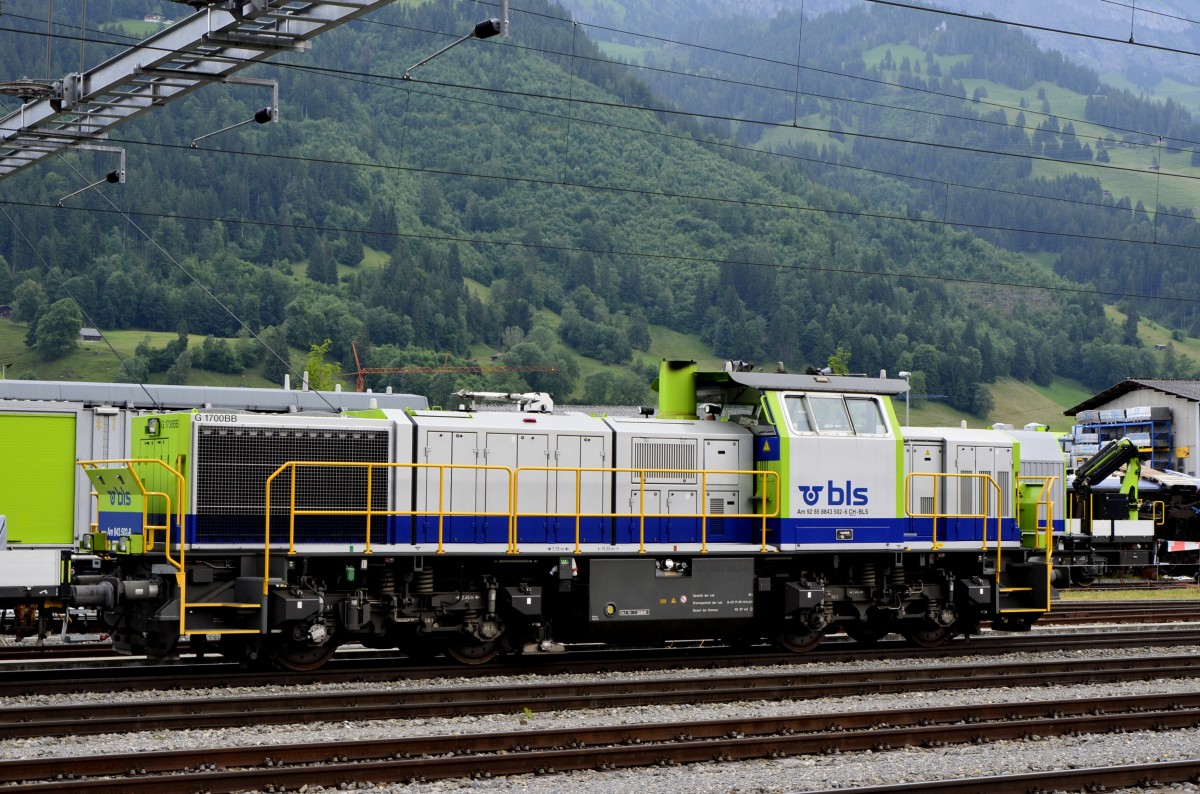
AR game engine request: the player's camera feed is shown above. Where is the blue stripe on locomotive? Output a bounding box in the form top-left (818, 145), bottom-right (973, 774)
top-left (166, 511), bottom-right (1026, 548)
top-left (770, 515), bottom-right (1021, 546)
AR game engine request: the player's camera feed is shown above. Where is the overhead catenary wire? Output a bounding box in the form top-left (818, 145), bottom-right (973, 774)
top-left (1, 18), bottom-right (1193, 253)
top-left (1, 4), bottom-right (1197, 308)
top-left (0, 198), bottom-right (162, 409)
top-left (47, 157), bottom-right (343, 413)
top-left (1, 2), bottom-right (1196, 214)
top-left (863, 0), bottom-right (1200, 57)
top-left (3, 5), bottom-right (1200, 157)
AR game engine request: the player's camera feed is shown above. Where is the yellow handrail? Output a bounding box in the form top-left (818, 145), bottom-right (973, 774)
top-left (510, 466), bottom-right (781, 554)
top-left (264, 461), bottom-right (516, 563)
top-left (78, 458), bottom-right (187, 570)
top-left (79, 458), bottom-right (188, 636)
top-left (904, 472), bottom-right (1003, 553)
top-left (263, 462), bottom-right (781, 560)
top-left (1017, 475), bottom-right (1057, 613)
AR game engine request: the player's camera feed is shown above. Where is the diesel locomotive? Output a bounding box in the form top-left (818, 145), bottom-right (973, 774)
top-left (14, 360), bottom-right (1065, 669)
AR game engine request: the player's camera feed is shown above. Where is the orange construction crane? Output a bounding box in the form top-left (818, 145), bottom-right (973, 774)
top-left (340, 342), bottom-right (557, 393)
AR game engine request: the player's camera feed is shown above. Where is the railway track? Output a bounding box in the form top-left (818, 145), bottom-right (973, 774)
top-left (6, 649), bottom-right (1200, 740)
top-left (1041, 599), bottom-right (1200, 624)
top-left (5, 689), bottom-right (1200, 792)
top-left (3, 625), bottom-right (1200, 699)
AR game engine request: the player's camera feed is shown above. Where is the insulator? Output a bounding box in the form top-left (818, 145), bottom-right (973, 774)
top-left (858, 562), bottom-right (877, 588)
top-left (412, 569), bottom-right (434, 594)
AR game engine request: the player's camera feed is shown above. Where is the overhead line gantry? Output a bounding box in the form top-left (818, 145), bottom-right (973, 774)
top-left (0, 0), bottom-right (399, 182)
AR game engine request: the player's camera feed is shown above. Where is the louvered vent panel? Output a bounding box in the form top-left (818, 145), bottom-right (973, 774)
top-left (708, 495), bottom-right (726, 536)
top-left (959, 471), bottom-right (974, 515)
top-left (631, 439), bottom-right (697, 483)
top-left (996, 471), bottom-right (1010, 517)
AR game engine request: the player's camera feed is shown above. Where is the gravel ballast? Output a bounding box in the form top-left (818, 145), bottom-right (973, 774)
top-left (7, 644), bottom-right (1200, 792)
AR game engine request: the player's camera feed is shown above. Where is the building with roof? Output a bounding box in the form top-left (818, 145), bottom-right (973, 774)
top-left (1065, 379), bottom-right (1200, 476)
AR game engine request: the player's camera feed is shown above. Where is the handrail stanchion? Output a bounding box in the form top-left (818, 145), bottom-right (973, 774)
top-left (289, 464), bottom-right (298, 555)
top-left (574, 469), bottom-right (583, 556)
top-left (365, 464), bottom-right (374, 555)
top-left (437, 464), bottom-right (446, 555)
top-left (638, 470), bottom-right (647, 554)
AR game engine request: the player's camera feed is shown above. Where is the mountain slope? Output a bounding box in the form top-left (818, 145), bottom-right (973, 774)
top-left (0, 0), bottom-right (1172, 415)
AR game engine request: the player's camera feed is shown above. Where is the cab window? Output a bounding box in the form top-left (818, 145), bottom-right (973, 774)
top-left (846, 397), bottom-right (887, 435)
top-left (808, 396), bottom-right (852, 433)
top-left (783, 395), bottom-right (812, 432)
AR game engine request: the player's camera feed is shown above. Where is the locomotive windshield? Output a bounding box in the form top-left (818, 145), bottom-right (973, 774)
top-left (783, 394), bottom-right (888, 436)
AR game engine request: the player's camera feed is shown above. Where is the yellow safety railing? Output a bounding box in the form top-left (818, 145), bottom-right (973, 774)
top-left (78, 458), bottom-right (186, 570)
top-left (1016, 475), bottom-right (1057, 540)
top-left (264, 462), bottom-right (780, 560)
top-left (511, 467), bottom-right (781, 554)
top-left (1015, 475), bottom-right (1057, 615)
top-left (904, 472), bottom-right (1003, 552)
top-left (265, 461), bottom-right (515, 566)
top-left (906, 471), bottom-right (1048, 614)
top-left (79, 458), bottom-right (200, 637)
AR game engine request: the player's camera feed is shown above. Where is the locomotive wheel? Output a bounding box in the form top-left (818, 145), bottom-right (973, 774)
top-left (445, 637), bottom-right (500, 665)
top-left (1071, 571), bottom-right (1096, 587)
top-left (902, 622), bottom-right (952, 649)
top-left (272, 641), bottom-right (338, 672)
top-left (776, 622), bottom-right (826, 654)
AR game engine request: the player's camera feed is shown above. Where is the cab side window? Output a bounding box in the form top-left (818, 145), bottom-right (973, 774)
top-left (846, 397), bottom-right (887, 435)
top-left (784, 395), bottom-right (812, 432)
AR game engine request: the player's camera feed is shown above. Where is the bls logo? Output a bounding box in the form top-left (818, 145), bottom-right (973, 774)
top-left (798, 480), bottom-right (869, 507)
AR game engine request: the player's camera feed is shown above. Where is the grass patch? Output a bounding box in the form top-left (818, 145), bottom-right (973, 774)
top-left (1057, 586), bottom-right (1200, 601)
top-left (1104, 305), bottom-right (1200, 363)
top-left (0, 319), bottom-right (277, 387)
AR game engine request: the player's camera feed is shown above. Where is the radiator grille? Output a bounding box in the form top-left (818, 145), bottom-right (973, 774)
top-left (631, 439), bottom-right (697, 483)
top-left (195, 425), bottom-right (390, 544)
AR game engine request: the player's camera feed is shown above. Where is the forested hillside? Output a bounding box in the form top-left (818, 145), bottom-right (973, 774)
top-left (603, 5), bottom-right (1200, 339)
top-left (0, 1), bottom-right (1181, 414)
